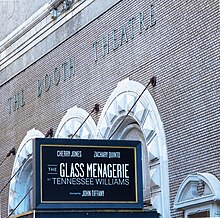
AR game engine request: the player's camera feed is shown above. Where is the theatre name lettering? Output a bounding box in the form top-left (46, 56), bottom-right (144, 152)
top-left (6, 4), bottom-right (156, 114)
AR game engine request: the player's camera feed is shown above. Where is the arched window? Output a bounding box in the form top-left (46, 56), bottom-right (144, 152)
top-left (97, 78), bottom-right (170, 217)
top-left (8, 106), bottom-right (97, 216)
top-left (174, 173), bottom-right (220, 218)
top-left (8, 128), bottom-right (44, 216)
top-left (112, 117), bottom-right (151, 202)
top-left (55, 106), bottom-right (98, 139)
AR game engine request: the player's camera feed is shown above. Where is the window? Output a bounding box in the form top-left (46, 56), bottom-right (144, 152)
top-left (187, 211), bottom-right (210, 218)
top-left (174, 173), bottom-right (220, 218)
top-left (97, 78), bottom-right (170, 217)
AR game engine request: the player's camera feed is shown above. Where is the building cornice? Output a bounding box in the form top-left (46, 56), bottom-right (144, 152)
top-left (0, 0), bottom-right (92, 72)
top-left (0, 0), bottom-right (121, 87)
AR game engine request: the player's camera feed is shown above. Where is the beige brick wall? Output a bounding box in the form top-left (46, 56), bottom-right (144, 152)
top-left (0, 0), bottom-right (219, 217)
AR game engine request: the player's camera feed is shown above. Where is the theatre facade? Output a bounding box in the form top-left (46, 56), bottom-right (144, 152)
top-left (0, 0), bottom-right (219, 217)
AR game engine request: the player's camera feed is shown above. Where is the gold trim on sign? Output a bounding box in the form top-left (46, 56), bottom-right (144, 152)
top-left (40, 144), bottom-right (43, 203)
top-left (10, 210), bottom-right (33, 218)
top-left (134, 147), bottom-right (138, 203)
top-left (40, 144), bottom-right (138, 204)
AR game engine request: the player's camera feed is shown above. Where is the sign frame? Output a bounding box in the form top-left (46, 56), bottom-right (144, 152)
top-left (33, 138), bottom-right (143, 210)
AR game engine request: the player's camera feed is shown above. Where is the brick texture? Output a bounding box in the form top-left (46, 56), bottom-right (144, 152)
top-left (0, 0), bottom-right (219, 217)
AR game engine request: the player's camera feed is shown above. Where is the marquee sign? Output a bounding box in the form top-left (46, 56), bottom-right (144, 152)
top-left (33, 138), bottom-right (143, 209)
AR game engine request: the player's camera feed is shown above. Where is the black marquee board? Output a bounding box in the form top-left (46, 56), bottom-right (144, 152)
top-left (33, 138), bottom-right (143, 209)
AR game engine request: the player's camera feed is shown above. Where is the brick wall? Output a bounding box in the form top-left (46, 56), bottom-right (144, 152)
top-left (0, 0), bottom-right (219, 217)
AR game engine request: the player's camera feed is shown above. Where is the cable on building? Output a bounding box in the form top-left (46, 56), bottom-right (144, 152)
top-left (7, 187), bottom-right (33, 218)
top-left (0, 154), bottom-right (32, 194)
top-left (0, 147), bottom-right (16, 167)
top-left (69, 103), bottom-right (99, 139)
top-left (108, 76), bottom-right (156, 140)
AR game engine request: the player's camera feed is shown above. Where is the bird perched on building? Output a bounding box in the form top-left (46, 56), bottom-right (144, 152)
top-left (6, 147), bottom-right (16, 157)
top-left (68, 133), bottom-right (73, 138)
top-left (150, 76), bottom-right (156, 87)
top-left (45, 128), bottom-right (53, 138)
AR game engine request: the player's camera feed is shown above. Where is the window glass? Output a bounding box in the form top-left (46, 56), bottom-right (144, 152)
top-left (187, 211), bottom-right (210, 218)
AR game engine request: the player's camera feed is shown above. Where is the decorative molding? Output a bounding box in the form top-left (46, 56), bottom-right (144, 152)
top-left (174, 173), bottom-right (220, 210)
top-left (0, 2), bottom-right (52, 52)
top-left (150, 165), bottom-right (161, 188)
top-left (97, 78), bottom-right (170, 217)
top-left (0, 0), bottom-right (122, 86)
top-left (55, 105), bottom-right (98, 139)
top-left (8, 128), bottom-right (44, 215)
top-left (0, 0), bottom-right (86, 51)
top-left (0, 0), bottom-right (93, 71)
top-left (8, 78), bottom-right (170, 216)
top-left (148, 135), bottom-right (160, 162)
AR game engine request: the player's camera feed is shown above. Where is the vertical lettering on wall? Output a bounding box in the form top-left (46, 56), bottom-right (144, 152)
top-left (112, 29), bottom-right (118, 50)
top-left (68, 57), bottom-right (75, 78)
top-left (44, 74), bottom-right (51, 92)
top-left (129, 17), bottom-right (136, 39)
top-left (37, 80), bottom-right (42, 97)
top-left (120, 25), bottom-right (128, 46)
top-left (139, 12), bottom-right (148, 33)
top-left (93, 41), bottom-right (98, 61)
top-left (150, 4), bottom-right (156, 27)
top-left (7, 90), bottom-right (25, 114)
top-left (53, 68), bottom-right (60, 86)
top-left (14, 93), bottom-right (19, 111)
top-left (102, 35), bottom-right (109, 57)
top-left (7, 97), bottom-right (12, 114)
top-left (21, 90), bottom-right (25, 107)
top-left (62, 63), bottom-right (67, 81)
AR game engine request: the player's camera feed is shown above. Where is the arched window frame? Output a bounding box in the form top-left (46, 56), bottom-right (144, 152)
top-left (97, 78), bottom-right (170, 217)
top-left (8, 128), bottom-right (44, 216)
top-left (174, 173), bottom-right (220, 218)
top-left (55, 105), bottom-right (98, 139)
